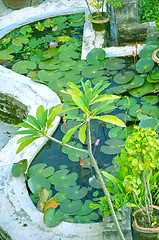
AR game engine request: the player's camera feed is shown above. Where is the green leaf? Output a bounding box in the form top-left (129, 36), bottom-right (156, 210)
top-left (47, 104), bottom-right (62, 128)
top-left (16, 136), bottom-right (40, 153)
top-left (78, 123), bottom-right (87, 144)
top-left (28, 175), bottom-right (50, 194)
top-left (27, 115), bottom-right (41, 130)
top-left (71, 94), bottom-right (88, 113)
top-left (102, 171), bottom-right (124, 193)
top-left (62, 123), bottom-right (82, 145)
top-left (91, 94), bottom-right (120, 104)
top-left (93, 115), bottom-right (126, 127)
top-left (12, 159), bottom-right (28, 177)
top-left (36, 105), bottom-right (45, 125)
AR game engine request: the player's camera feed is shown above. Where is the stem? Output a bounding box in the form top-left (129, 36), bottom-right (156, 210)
top-left (87, 118), bottom-right (125, 240)
top-left (45, 135), bottom-right (88, 154)
top-left (85, 0), bottom-right (92, 15)
top-left (112, 6), bottom-right (118, 45)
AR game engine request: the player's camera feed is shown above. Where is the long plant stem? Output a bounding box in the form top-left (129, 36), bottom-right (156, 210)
top-left (85, 0), bottom-right (92, 15)
top-left (112, 6), bottom-right (118, 45)
top-left (87, 118), bottom-right (125, 240)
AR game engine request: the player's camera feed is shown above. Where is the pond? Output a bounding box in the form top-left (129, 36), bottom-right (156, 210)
top-left (1, 12), bottom-right (159, 227)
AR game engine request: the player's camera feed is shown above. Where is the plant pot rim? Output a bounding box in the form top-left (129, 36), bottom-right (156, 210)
top-left (132, 205), bottom-right (159, 233)
top-left (152, 49), bottom-right (159, 64)
top-left (88, 12), bottom-right (110, 24)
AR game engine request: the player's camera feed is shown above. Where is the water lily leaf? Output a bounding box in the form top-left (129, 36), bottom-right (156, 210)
top-left (86, 48), bottom-right (106, 65)
top-left (138, 45), bottom-right (157, 58)
top-left (66, 186), bottom-right (88, 200)
top-left (149, 71), bottom-right (159, 80)
top-left (48, 169), bottom-right (69, 185)
top-left (43, 197), bottom-right (59, 212)
top-left (55, 179), bottom-right (76, 192)
top-left (58, 50), bottom-right (79, 61)
top-left (129, 82), bottom-right (153, 97)
top-left (28, 38), bottom-right (43, 48)
top-left (100, 145), bottom-right (121, 155)
top-left (147, 74), bottom-right (158, 83)
top-left (28, 163), bottom-right (54, 178)
top-left (89, 176), bottom-right (102, 189)
top-left (108, 126), bottom-right (126, 139)
top-left (62, 142), bottom-right (88, 162)
top-left (141, 104), bottom-right (151, 115)
top-left (139, 118), bottom-right (159, 130)
top-left (105, 58), bottom-right (125, 70)
top-left (114, 71), bottom-right (134, 84)
top-left (12, 36), bottom-right (29, 46)
top-left (20, 25), bottom-right (32, 35)
top-left (12, 60), bottom-right (36, 74)
top-left (28, 176), bottom-right (51, 194)
top-left (77, 200), bottom-right (93, 216)
top-left (44, 208), bottom-right (63, 227)
top-left (58, 61), bottom-right (74, 71)
top-left (30, 193), bottom-right (39, 203)
top-left (116, 97), bottom-right (137, 110)
top-left (141, 95), bottom-right (159, 105)
top-left (39, 59), bottom-right (60, 70)
top-left (60, 199), bottom-right (82, 214)
top-left (60, 72), bottom-right (83, 84)
top-left (74, 212), bottom-right (99, 223)
top-left (136, 57), bottom-right (154, 73)
top-left (149, 106), bottom-right (159, 118)
top-left (0, 48), bottom-right (14, 60)
top-left (70, 60), bottom-right (88, 71)
top-left (129, 104), bottom-right (140, 117)
top-left (12, 159), bottom-right (27, 177)
top-left (92, 76), bottom-right (110, 85)
top-left (54, 192), bottom-right (67, 203)
top-left (38, 70), bottom-right (61, 82)
top-left (82, 66), bottom-right (104, 78)
top-left (43, 48), bottom-right (58, 60)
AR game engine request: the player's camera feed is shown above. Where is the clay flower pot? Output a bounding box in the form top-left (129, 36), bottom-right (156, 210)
top-left (152, 49), bottom-right (159, 64)
top-left (88, 12), bottom-right (110, 32)
top-left (132, 205), bottom-right (159, 240)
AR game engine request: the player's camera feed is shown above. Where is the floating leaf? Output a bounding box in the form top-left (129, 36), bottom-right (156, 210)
top-left (44, 208), bottom-right (63, 227)
top-left (12, 159), bottom-right (27, 177)
top-left (136, 57), bottom-right (154, 73)
top-left (77, 200), bottom-right (93, 216)
top-left (48, 169), bottom-right (69, 185)
top-left (139, 118), bottom-right (159, 130)
top-left (129, 104), bottom-right (140, 117)
top-left (0, 48), bottom-right (14, 60)
top-left (74, 212), bottom-right (99, 223)
top-left (43, 197), bottom-right (59, 212)
top-left (105, 58), bottom-right (125, 70)
top-left (139, 45), bottom-right (157, 58)
top-left (82, 66), bottom-right (104, 78)
top-left (141, 95), bottom-right (159, 105)
top-left (129, 82), bottom-right (153, 97)
top-left (62, 142), bottom-right (88, 162)
top-left (54, 192), bottom-right (67, 203)
top-left (86, 48), bottom-right (106, 65)
top-left (12, 36), bottom-right (29, 46)
top-left (100, 145), bottom-right (121, 155)
top-left (39, 59), bottom-right (60, 70)
top-left (58, 50), bottom-right (79, 61)
top-left (12, 60), bottom-right (36, 74)
top-left (66, 186), bottom-right (88, 200)
top-left (28, 176), bottom-right (51, 194)
top-left (114, 71), bottom-right (134, 84)
top-left (28, 163), bottom-right (54, 178)
top-left (55, 179), bottom-right (76, 192)
top-left (60, 199), bottom-right (82, 214)
top-left (108, 127), bottom-right (126, 139)
top-left (89, 176), bottom-right (102, 189)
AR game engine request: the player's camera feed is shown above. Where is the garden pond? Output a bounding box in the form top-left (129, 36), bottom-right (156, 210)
top-left (1, 12), bottom-right (159, 227)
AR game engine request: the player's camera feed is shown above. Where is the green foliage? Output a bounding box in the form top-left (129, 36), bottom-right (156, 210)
top-left (11, 159), bottom-right (28, 177)
top-left (107, 0), bottom-right (122, 8)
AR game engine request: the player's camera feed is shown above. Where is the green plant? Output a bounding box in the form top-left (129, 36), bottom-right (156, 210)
top-left (13, 80), bottom-right (126, 240)
top-left (116, 126), bottom-right (159, 227)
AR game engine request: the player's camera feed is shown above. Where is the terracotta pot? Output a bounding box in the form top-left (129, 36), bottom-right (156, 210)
top-left (88, 12), bottom-right (110, 32)
top-left (132, 205), bottom-right (159, 240)
top-left (152, 49), bottom-right (159, 64)
top-left (2, 0), bottom-right (44, 9)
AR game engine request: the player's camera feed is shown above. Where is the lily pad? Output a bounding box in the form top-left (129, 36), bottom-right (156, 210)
top-left (58, 50), bottom-right (79, 61)
top-left (12, 60), bottom-right (36, 74)
top-left (74, 212), bottom-right (99, 223)
top-left (149, 106), bottom-right (159, 118)
top-left (129, 82), bottom-right (153, 97)
top-left (141, 104), bottom-right (151, 115)
top-left (108, 126), bottom-right (126, 139)
top-left (55, 179), bottom-right (77, 192)
top-left (86, 48), bottom-right (106, 65)
top-left (12, 36), bottom-right (29, 46)
top-left (139, 118), bottom-right (159, 130)
top-left (141, 95), bottom-right (159, 105)
top-left (39, 59), bottom-right (60, 70)
top-left (77, 200), bottom-right (93, 216)
top-left (136, 57), bottom-right (154, 73)
top-left (44, 208), bottom-right (63, 227)
top-left (60, 199), bottom-right (82, 214)
top-left (38, 70), bottom-right (62, 82)
top-left (62, 142), bottom-right (88, 162)
top-left (92, 76), bottom-right (110, 85)
top-left (105, 58), bottom-right (126, 70)
top-left (82, 66), bottom-right (104, 78)
top-left (114, 71), bottom-right (134, 84)
top-left (54, 192), bottom-right (67, 203)
top-left (116, 97), bottom-right (137, 110)
top-left (100, 145), bottom-right (121, 155)
top-left (28, 163), bottom-right (54, 178)
top-left (129, 104), bottom-right (140, 117)
top-left (66, 186), bottom-right (88, 200)
top-left (138, 45), bottom-right (157, 58)
top-left (89, 176), bottom-right (102, 189)
top-left (28, 175), bottom-right (51, 194)
top-left (0, 48), bottom-right (14, 60)
top-left (48, 169), bottom-right (69, 185)
top-left (70, 60), bottom-right (88, 71)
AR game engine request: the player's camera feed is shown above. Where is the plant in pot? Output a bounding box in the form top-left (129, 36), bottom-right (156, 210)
top-left (115, 126), bottom-right (159, 240)
top-left (85, 0), bottom-right (111, 31)
top-left (12, 80), bottom-right (127, 240)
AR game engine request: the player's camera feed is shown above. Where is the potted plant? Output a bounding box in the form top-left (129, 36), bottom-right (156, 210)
top-left (115, 126), bottom-right (159, 240)
top-left (85, 0), bottom-right (111, 31)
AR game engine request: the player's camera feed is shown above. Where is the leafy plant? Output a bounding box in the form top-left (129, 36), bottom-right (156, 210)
top-left (115, 126), bottom-right (159, 228)
top-left (13, 81), bottom-right (126, 240)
